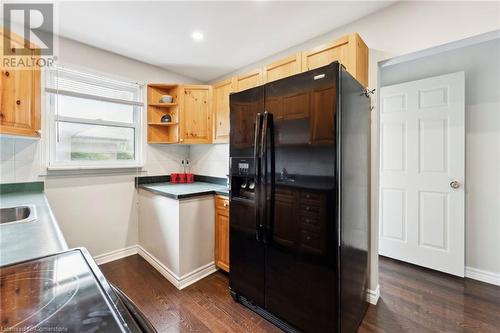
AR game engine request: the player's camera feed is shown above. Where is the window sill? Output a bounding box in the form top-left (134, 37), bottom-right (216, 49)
top-left (47, 164), bottom-right (144, 171)
top-left (41, 164), bottom-right (146, 177)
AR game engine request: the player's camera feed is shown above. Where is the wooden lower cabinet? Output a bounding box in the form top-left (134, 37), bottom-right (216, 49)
top-left (215, 195), bottom-right (230, 272)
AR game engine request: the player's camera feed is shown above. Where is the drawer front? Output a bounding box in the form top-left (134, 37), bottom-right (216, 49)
top-left (216, 196), bottom-right (229, 210)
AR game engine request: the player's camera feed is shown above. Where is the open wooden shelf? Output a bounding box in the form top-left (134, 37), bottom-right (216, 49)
top-left (148, 83), bottom-right (178, 89)
top-left (148, 102), bottom-right (177, 107)
top-left (148, 122), bottom-right (178, 126)
top-left (147, 84), bottom-right (180, 144)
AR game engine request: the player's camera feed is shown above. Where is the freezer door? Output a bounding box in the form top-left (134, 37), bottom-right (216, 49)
top-left (229, 86), bottom-right (266, 307)
top-left (338, 67), bottom-right (370, 333)
top-left (264, 64), bottom-right (339, 332)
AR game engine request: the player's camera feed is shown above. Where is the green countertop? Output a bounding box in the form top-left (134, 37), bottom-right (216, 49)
top-left (0, 184), bottom-right (68, 267)
top-left (138, 182), bottom-right (229, 199)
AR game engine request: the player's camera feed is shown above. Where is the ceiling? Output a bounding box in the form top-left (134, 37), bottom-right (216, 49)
top-left (57, 2), bottom-right (394, 81)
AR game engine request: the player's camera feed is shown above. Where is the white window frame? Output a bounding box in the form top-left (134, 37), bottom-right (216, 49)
top-left (44, 65), bottom-right (144, 170)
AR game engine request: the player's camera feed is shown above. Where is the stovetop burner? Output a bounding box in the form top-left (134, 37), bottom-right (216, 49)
top-left (0, 249), bottom-right (136, 333)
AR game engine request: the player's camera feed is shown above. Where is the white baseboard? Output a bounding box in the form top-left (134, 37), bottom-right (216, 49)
top-left (136, 245), bottom-right (217, 290)
top-left (465, 266), bottom-right (500, 286)
top-left (93, 245), bottom-right (139, 265)
top-left (366, 285), bottom-right (380, 305)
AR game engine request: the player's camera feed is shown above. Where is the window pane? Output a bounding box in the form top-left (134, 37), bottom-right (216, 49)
top-left (55, 122), bottom-right (135, 162)
top-left (54, 94), bottom-right (135, 124)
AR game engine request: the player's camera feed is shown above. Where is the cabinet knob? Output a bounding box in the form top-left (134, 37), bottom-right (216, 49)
top-left (4, 71), bottom-right (9, 77)
top-left (305, 206), bottom-right (310, 211)
top-left (306, 236), bottom-right (311, 241)
top-left (16, 100), bottom-right (21, 105)
top-left (11, 48), bottom-right (16, 53)
top-left (0, 113), bottom-right (4, 118)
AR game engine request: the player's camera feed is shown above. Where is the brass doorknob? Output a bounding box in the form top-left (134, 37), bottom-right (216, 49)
top-left (450, 181), bottom-right (460, 189)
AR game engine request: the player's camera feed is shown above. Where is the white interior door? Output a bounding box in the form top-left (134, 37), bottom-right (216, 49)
top-left (379, 72), bottom-right (465, 277)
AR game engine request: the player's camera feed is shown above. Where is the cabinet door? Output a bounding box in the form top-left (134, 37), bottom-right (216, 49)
top-left (180, 85), bottom-right (212, 144)
top-left (264, 53), bottom-right (301, 83)
top-left (213, 78), bottom-right (235, 143)
top-left (235, 69), bottom-right (262, 92)
top-left (215, 208), bottom-right (230, 272)
top-left (301, 35), bottom-right (350, 73)
top-left (302, 33), bottom-right (368, 87)
top-left (0, 32), bottom-right (40, 137)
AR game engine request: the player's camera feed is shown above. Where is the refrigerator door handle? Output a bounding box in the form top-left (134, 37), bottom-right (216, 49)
top-left (260, 111), bottom-right (275, 244)
top-left (254, 113), bottom-right (263, 242)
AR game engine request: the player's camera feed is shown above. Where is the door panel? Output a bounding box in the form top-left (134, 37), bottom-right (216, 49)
top-left (229, 86), bottom-right (265, 306)
top-left (379, 72), bottom-right (465, 277)
top-left (230, 86), bottom-right (264, 157)
top-left (264, 64), bottom-right (338, 332)
top-left (213, 78), bottom-right (234, 142)
top-left (339, 68), bottom-right (370, 333)
top-left (229, 198), bottom-right (265, 306)
top-left (181, 86), bottom-right (211, 143)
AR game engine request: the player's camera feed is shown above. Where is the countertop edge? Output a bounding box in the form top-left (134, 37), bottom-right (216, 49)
top-left (138, 184), bottom-right (229, 200)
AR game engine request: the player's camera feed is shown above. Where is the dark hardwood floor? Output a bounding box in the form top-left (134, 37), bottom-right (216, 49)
top-left (100, 255), bottom-right (500, 333)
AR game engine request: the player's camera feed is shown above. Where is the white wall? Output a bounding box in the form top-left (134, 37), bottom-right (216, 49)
top-left (380, 38), bottom-right (500, 276)
top-left (0, 36), bottom-right (198, 257)
top-left (209, 1), bottom-right (500, 291)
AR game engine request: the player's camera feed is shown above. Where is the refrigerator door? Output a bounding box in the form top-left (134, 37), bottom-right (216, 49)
top-left (338, 67), bottom-right (370, 333)
top-left (264, 64), bottom-right (339, 332)
top-left (229, 86), bottom-right (266, 307)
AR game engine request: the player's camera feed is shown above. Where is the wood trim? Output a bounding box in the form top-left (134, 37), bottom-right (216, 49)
top-left (0, 125), bottom-right (40, 137)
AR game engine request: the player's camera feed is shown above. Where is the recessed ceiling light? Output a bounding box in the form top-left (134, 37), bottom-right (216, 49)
top-left (191, 31), bottom-right (204, 42)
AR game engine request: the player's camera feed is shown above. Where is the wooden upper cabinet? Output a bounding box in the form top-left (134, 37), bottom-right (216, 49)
top-left (235, 69), bottom-right (262, 92)
top-left (212, 78), bottom-right (235, 143)
top-left (302, 33), bottom-right (368, 87)
top-left (0, 29), bottom-right (41, 138)
top-left (179, 85), bottom-right (212, 144)
top-left (263, 53), bottom-right (302, 83)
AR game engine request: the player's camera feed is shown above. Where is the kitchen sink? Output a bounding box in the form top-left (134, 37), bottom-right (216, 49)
top-left (0, 205), bottom-right (37, 225)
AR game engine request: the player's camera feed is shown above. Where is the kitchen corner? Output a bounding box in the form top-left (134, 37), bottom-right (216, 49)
top-left (135, 174), bottom-right (230, 289)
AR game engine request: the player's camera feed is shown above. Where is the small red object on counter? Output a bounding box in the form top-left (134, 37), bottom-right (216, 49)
top-left (186, 173), bottom-right (194, 183)
top-left (178, 173), bottom-right (187, 183)
top-left (170, 173), bottom-right (179, 183)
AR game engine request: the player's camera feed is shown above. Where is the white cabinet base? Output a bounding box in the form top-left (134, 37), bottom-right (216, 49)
top-left (138, 190), bottom-right (216, 289)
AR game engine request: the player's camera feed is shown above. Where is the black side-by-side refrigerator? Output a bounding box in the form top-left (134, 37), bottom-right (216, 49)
top-left (229, 62), bottom-right (370, 333)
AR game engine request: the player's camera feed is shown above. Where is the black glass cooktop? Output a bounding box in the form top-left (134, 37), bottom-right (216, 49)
top-left (0, 249), bottom-right (138, 333)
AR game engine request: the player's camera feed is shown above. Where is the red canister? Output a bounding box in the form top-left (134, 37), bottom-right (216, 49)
top-left (170, 173), bottom-right (179, 183)
top-left (178, 173), bottom-right (187, 183)
top-left (186, 173), bottom-right (194, 183)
